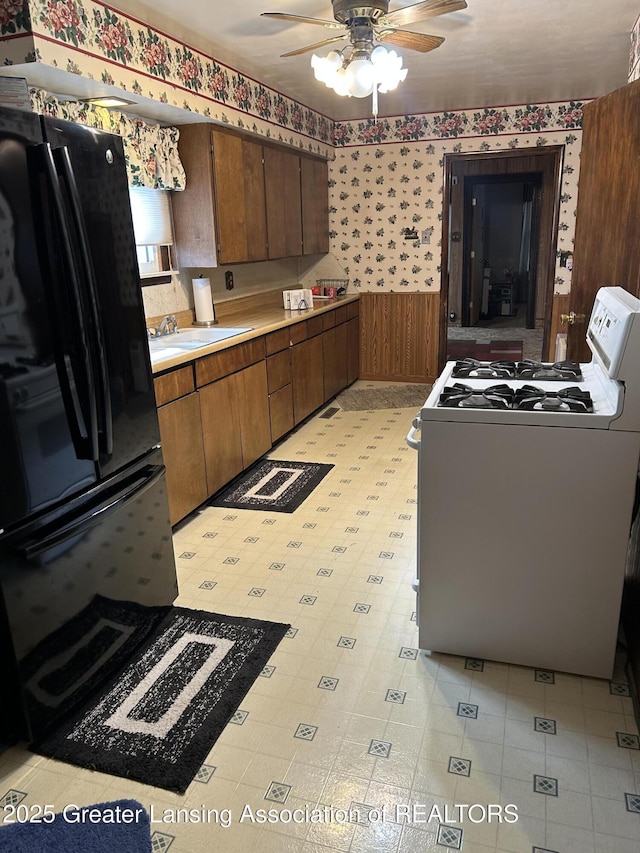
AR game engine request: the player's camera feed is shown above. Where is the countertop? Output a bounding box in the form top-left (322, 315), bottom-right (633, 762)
top-left (150, 293), bottom-right (359, 375)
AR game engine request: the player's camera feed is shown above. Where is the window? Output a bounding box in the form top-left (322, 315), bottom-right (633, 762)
top-left (129, 186), bottom-right (174, 279)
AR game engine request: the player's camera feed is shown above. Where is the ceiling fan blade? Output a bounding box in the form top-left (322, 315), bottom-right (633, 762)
top-left (281, 34), bottom-right (347, 58)
top-left (382, 0), bottom-right (467, 28)
top-left (261, 12), bottom-right (343, 29)
top-left (376, 29), bottom-right (445, 52)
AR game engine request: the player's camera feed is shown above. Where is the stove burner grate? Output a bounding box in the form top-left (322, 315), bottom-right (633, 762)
top-left (439, 382), bottom-right (514, 409)
top-left (438, 382), bottom-right (593, 413)
top-left (515, 359), bottom-right (582, 381)
top-left (451, 358), bottom-right (517, 379)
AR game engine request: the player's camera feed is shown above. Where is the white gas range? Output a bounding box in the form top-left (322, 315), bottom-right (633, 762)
top-left (407, 287), bottom-right (640, 678)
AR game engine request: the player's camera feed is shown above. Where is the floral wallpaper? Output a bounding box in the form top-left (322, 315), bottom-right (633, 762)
top-left (631, 13), bottom-right (640, 83)
top-left (0, 0), bottom-right (334, 157)
top-left (29, 87), bottom-right (186, 188)
top-left (329, 102), bottom-right (585, 296)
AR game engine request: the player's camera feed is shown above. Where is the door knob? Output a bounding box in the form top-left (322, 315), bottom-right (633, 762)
top-left (560, 311), bottom-right (585, 325)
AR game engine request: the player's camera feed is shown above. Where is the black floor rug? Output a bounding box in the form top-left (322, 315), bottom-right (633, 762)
top-left (210, 459), bottom-right (334, 513)
top-left (31, 600), bottom-right (289, 793)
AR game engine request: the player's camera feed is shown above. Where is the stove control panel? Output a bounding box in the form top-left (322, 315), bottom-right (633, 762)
top-left (587, 287), bottom-right (640, 378)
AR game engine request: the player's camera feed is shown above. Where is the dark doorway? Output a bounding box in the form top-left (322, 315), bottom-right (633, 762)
top-left (439, 147), bottom-right (563, 371)
top-left (461, 173), bottom-right (542, 330)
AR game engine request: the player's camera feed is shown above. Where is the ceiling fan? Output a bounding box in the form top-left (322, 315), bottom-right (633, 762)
top-left (261, 0), bottom-right (468, 58)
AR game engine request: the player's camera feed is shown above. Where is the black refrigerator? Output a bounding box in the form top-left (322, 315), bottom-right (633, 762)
top-left (0, 106), bottom-right (178, 745)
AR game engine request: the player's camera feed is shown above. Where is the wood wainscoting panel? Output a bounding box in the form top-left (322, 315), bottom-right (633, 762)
top-left (359, 292), bottom-right (440, 382)
top-left (547, 294), bottom-right (570, 362)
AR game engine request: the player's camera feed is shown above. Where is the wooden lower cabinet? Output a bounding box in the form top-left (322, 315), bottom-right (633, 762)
top-left (199, 373), bottom-right (243, 496)
top-left (269, 384), bottom-right (294, 442)
top-left (155, 301), bottom-right (359, 521)
top-left (347, 316), bottom-right (359, 384)
top-left (157, 393), bottom-right (208, 525)
top-left (291, 334), bottom-right (324, 424)
top-left (237, 361), bottom-right (272, 467)
top-left (323, 323), bottom-right (348, 401)
top-left (199, 361), bottom-right (271, 495)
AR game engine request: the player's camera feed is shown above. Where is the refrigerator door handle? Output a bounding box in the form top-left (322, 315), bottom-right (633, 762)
top-left (38, 143), bottom-right (100, 462)
top-left (52, 146), bottom-right (114, 459)
top-left (17, 465), bottom-right (166, 560)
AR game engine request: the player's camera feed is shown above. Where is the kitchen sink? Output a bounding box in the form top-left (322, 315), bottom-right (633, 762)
top-left (148, 327), bottom-right (253, 364)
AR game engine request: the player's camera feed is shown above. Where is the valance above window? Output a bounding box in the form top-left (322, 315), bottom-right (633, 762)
top-left (29, 88), bottom-right (186, 190)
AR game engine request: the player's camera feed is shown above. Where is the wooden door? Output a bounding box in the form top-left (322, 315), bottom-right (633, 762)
top-left (264, 146), bottom-right (302, 258)
top-left (301, 156), bottom-right (329, 255)
top-left (199, 374), bottom-right (243, 496)
top-left (157, 393), bottom-right (208, 525)
top-left (568, 79), bottom-right (640, 362)
top-left (442, 148), bottom-right (563, 369)
top-left (466, 186), bottom-right (485, 327)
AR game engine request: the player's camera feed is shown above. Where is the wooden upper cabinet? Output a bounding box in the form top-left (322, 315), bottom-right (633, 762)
top-left (172, 124), bottom-right (218, 267)
top-left (213, 129), bottom-right (268, 263)
top-left (301, 156), bottom-right (329, 255)
top-left (172, 124), bottom-right (268, 266)
top-left (264, 146), bottom-right (302, 259)
top-left (173, 123), bottom-right (328, 265)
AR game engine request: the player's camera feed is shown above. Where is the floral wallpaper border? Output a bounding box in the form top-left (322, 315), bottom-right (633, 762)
top-left (332, 100), bottom-right (586, 146)
top-left (630, 13), bottom-right (640, 83)
top-left (0, 0), bottom-right (334, 156)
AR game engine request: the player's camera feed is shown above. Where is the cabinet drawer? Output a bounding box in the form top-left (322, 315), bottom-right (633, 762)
top-left (334, 305), bottom-right (348, 325)
top-left (265, 327), bottom-right (291, 355)
top-left (267, 349), bottom-right (292, 393)
top-left (196, 337), bottom-right (266, 387)
top-left (306, 315), bottom-right (324, 337)
top-left (154, 365), bottom-right (195, 406)
top-left (322, 312), bottom-right (336, 331)
top-left (347, 300), bottom-right (359, 320)
top-left (289, 321), bottom-right (307, 345)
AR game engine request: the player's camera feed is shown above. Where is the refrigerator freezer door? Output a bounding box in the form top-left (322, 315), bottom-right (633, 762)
top-left (0, 449), bottom-right (178, 742)
top-left (0, 108), bottom-right (97, 531)
top-left (42, 117), bottom-right (160, 480)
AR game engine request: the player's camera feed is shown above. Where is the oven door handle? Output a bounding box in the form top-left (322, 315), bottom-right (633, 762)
top-left (406, 416), bottom-right (421, 450)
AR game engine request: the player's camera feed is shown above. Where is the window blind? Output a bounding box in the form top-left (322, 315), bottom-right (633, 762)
top-left (129, 186), bottom-right (173, 246)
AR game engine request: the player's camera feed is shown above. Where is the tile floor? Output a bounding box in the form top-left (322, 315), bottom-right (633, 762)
top-left (1, 389), bottom-right (640, 853)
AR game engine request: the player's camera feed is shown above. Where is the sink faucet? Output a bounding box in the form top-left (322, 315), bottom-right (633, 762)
top-left (149, 314), bottom-right (179, 338)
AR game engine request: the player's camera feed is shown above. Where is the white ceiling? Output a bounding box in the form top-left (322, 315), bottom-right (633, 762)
top-left (107, 0), bottom-right (639, 121)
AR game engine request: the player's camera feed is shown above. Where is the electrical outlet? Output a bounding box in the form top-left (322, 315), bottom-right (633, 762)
top-left (225, 270), bottom-right (234, 290)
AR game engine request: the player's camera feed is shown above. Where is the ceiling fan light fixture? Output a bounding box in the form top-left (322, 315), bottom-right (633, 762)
top-left (344, 56), bottom-right (376, 98)
top-left (310, 41), bottom-right (407, 113)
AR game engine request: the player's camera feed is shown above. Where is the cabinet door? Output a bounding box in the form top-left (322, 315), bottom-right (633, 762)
top-left (292, 335), bottom-right (324, 424)
top-left (269, 384), bottom-right (294, 442)
top-left (346, 316), bottom-right (360, 385)
top-left (264, 146), bottom-right (302, 258)
top-left (323, 322), bottom-right (348, 401)
top-left (301, 156), bottom-right (329, 255)
top-left (211, 129), bottom-right (268, 264)
top-left (199, 374), bottom-right (243, 496)
top-left (237, 361), bottom-right (272, 468)
top-left (172, 124), bottom-right (217, 267)
top-left (157, 393), bottom-right (208, 525)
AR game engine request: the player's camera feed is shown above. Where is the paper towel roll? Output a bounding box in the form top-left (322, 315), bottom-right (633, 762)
top-left (192, 277), bottom-right (216, 324)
